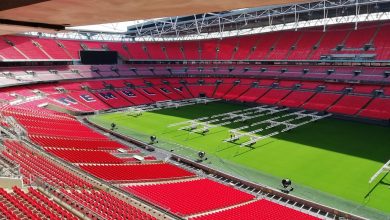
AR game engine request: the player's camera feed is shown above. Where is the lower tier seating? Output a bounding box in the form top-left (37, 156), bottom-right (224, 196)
top-left (256, 89), bottom-right (291, 105)
top-left (278, 91), bottom-right (316, 108)
top-left (328, 95), bottom-right (372, 115)
top-left (237, 87), bottom-right (269, 102)
top-left (123, 178), bottom-right (255, 216)
top-left (79, 163), bottom-right (196, 182)
top-left (191, 199), bottom-right (320, 220)
top-left (302, 93), bottom-right (342, 111)
top-left (358, 98), bottom-right (390, 120)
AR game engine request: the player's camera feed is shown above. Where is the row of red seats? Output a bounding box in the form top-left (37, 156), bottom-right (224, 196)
top-left (13, 186), bottom-right (78, 220)
top-left (30, 135), bottom-right (125, 151)
top-left (358, 98), bottom-right (390, 120)
top-left (327, 95), bottom-right (372, 115)
top-left (0, 187), bottom-right (77, 220)
top-left (0, 187), bottom-right (40, 219)
top-left (79, 163), bottom-right (196, 182)
top-left (2, 140), bottom-right (92, 188)
top-left (191, 199), bottom-right (320, 220)
top-left (1, 21), bottom-right (389, 61)
top-left (45, 148), bottom-right (125, 164)
top-left (123, 178), bottom-right (255, 216)
top-left (2, 104), bottom-right (130, 150)
top-left (1, 77), bottom-right (389, 120)
top-left (57, 189), bottom-right (157, 220)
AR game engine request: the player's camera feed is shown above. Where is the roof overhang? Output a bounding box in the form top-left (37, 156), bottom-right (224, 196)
top-left (0, 0), bottom-right (312, 35)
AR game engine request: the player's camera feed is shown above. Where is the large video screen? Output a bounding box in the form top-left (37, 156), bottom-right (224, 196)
top-left (80, 50), bottom-right (118, 64)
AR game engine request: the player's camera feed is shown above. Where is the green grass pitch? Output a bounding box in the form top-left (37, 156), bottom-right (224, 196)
top-left (90, 102), bottom-right (390, 214)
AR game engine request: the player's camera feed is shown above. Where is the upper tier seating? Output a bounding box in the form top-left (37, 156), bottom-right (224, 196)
top-left (58, 39), bottom-right (82, 59)
top-left (1, 21), bottom-right (386, 61)
top-left (79, 163), bottom-right (196, 182)
top-left (123, 178), bottom-right (255, 216)
top-left (27, 38), bottom-right (72, 60)
top-left (3, 36), bottom-right (49, 60)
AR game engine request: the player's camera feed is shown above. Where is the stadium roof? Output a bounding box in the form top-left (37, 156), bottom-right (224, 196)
top-left (122, 0), bottom-right (390, 38)
top-left (0, 0), bottom-right (310, 35)
top-left (43, 0), bottom-right (388, 42)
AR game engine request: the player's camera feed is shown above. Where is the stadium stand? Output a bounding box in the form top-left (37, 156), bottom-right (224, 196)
top-left (0, 187), bottom-right (78, 220)
top-left (190, 199), bottom-right (320, 220)
top-left (328, 95), bottom-right (372, 115)
top-left (358, 97), bottom-right (390, 120)
top-left (256, 89), bottom-right (292, 105)
top-left (79, 163), bottom-right (196, 182)
top-left (2, 140), bottom-right (92, 188)
top-left (2, 1), bottom-right (390, 220)
top-left (302, 93), bottom-right (343, 112)
top-left (58, 189), bottom-right (157, 220)
top-left (45, 148), bottom-right (126, 164)
top-left (124, 178), bottom-right (255, 215)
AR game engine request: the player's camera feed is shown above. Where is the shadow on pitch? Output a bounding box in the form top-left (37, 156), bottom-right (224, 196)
top-left (364, 172), bottom-right (389, 199)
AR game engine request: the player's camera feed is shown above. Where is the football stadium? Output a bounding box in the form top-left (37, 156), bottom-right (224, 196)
top-left (0, 0), bottom-right (389, 219)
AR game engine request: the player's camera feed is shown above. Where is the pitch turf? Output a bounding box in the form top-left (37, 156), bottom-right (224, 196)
top-left (90, 102), bottom-right (390, 214)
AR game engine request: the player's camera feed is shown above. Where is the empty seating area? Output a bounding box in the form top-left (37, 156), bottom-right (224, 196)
top-left (45, 148), bottom-right (125, 164)
top-left (57, 189), bottom-right (157, 220)
top-left (123, 178), bottom-right (255, 216)
top-left (0, 187), bottom-right (78, 220)
top-left (30, 136), bottom-right (125, 151)
top-left (358, 97), bottom-right (390, 120)
top-left (0, 75), bottom-right (388, 120)
top-left (278, 91), bottom-right (316, 108)
top-left (0, 21), bottom-right (387, 62)
top-left (2, 140), bottom-right (92, 188)
top-left (93, 90), bottom-right (133, 108)
top-left (4, 36), bottom-right (49, 60)
top-left (237, 87), bottom-right (269, 102)
top-left (191, 199), bottom-right (320, 220)
top-left (256, 89), bottom-right (291, 105)
top-left (328, 95), bottom-right (372, 115)
top-left (79, 163), bottom-right (196, 182)
top-left (187, 84), bottom-right (216, 97)
top-left (0, 64), bottom-right (388, 90)
top-left (302, 93), bottom-right (342, 112)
